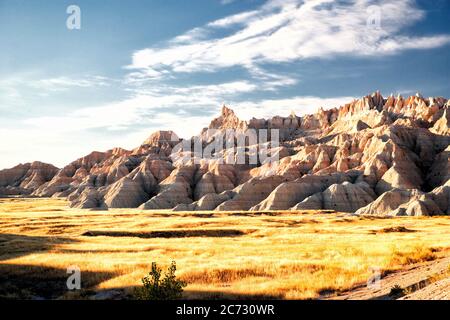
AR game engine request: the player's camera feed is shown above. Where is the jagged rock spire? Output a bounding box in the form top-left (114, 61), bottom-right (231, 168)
top-left (208, 105), bottom-right (245, 130)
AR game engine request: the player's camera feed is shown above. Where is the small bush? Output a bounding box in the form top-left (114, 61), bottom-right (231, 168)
top-left (135, 261), bottom-right (187, 300)
top-left (389, 285), bottom-right (406, 298)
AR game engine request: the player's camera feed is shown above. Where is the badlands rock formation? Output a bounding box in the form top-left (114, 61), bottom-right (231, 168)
top-left (1, 92), bottom-right (449, 216)
top-left (0, 162), bottom-right (59, 196)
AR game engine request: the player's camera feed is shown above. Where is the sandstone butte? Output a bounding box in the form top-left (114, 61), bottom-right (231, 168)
top-left (1, 91), bottom-right (449, 216)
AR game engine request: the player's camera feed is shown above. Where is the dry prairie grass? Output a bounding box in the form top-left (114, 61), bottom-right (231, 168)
top-left (0, 197), bottom-right (449, 299)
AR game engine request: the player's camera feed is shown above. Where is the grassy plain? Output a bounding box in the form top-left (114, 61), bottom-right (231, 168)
top-left (0, 197), bottom-right (449, 299)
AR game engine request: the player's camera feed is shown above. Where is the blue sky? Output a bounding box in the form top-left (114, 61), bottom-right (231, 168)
top-left (0, 0), bottom-right (449, 169)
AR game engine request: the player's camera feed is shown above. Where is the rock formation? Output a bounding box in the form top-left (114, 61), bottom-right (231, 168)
top-left (0, 162), bottom-right (59, 195)
top-left (1, 92), bottom-right (449, 216)
top-left (292, 181), bottom-right (376, 212)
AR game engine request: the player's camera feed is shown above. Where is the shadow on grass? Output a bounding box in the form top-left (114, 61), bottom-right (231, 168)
top-left (181, 290), bottom-right (283, 300)
top-left (0, 233), bottom-right (77, 261)
top-left (230, 212), bottom-right (279, 217)
top-left (0, 263), bottom-right (117, 300)
top-left (82, 229), bottom-right (250, 239)
top-left (379, 226), bottom-right (417, 233)
top-left (263, 218), bottom-right (320, 227)
top-left (86, 286), bottom-right (284, 300)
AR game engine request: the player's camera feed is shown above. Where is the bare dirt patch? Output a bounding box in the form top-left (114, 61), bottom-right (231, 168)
top-left (329, 256), bottom-right (450, 300)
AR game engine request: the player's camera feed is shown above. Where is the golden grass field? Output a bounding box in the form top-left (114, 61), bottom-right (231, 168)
top-left (0, 197), bottom-right (449, 300)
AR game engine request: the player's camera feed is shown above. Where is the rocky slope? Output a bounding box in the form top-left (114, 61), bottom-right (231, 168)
top-left (1, 92), bottom-right (449, 216)
top-left (0, 162), bottom-right (59, 196)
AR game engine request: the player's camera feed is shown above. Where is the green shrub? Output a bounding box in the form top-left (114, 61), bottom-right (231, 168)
top-left (135, 261), bottom-right (187, 300)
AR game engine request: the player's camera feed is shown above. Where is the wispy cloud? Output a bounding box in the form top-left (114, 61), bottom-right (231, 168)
top-left (2, 0), bottom-right (449, 170)
top-left (21, 80), bottom-right (266, 136)
top-left (22, 92), bottom-right (354, 141)
top-left (0, 74), bottom-right (113, 107)
top-left (207, 10), bottom-right (260, 28)
top-left (127, 0), bottom-right (450, 78)
top-left (31, 75), bottom-right (112, 92)
top-left (0, 89), bottom-right (346, 169)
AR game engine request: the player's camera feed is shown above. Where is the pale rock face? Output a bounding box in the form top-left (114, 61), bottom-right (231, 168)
top-left (193, 172), bottom-right (216, 200)
top-left (104, 178), bottom-right (149, 208)
top-left (217, 176), bottom-right (285, 211)
top-left (390, 197), bottom-right (443, 217)
top-left (69, 187), bottom-right (104, 209)
top-left (132, 131), bottom-right (178, 157)
top-left (429, 183), bottom-right (450, 214)
top-left (252, 173), bottom-right (351, 211)
top-left (208, 106), bottom-right (247, 131)
top-left (312, 150), bottom-right (331, 173)
top-left (33, 175), bottom-right (75, 197)
top-left (248, 117), bottom-right (267, 129)
top-left (139, 165), bottom-right (197, 210)
top-left (100, 157), bottom-right (161, 207)
top-left (142, 130), bottom-right (179, 147)
top-left (197, 192), bottom-right (233, 210)
top-left (1, 92), bottom-right (449, 215)
top-left (355, 188), bottom-right (424, 216)
top-left (292, 181), bottom-right (375, 212)
top-left (0, 162), bottom-right (59, 195)
top-left (171, 203), bottom-right (197, 211)
top-left (173, 191), bottom-right (234, 211)
top-left (375, 162), bottom-right (423, 195)
top-left (145, 159), bottom-right (174, 183)
top-left (431, 108), bottom-right (450, 135)
top-left (32, 149), bottom-right (134, 197)
top-left (193, 163), bottom-right (236, 200)
top-left (385, 182), bottom-right (450, 216)
top-left (427, 146), bottom-right (450, 189)
top-left (129, 158), bottom-right (172, 191)
top-left (105, 158), bottom-right (131, 185)
top-left (322, 181), bottom-right (376, 212)
top-left (291, 193), bottom-right (323, 210)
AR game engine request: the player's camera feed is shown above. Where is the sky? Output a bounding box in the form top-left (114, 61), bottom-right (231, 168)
top-left (0, 0), bottom-right (449, 169)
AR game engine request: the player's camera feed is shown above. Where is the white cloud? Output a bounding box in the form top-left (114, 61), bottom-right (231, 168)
top-left (171, 27), bottom-right (210, 44)
top-left (0, 74), bottom-right (34, 108)
top-left (21, 85), bottom-right (354, 141)
top-left (3, 0), bottom-right (448, 169)
top-left (9, 72), bottom-right (354, 168)
top-left (31, 75), bottom-right (112, 91)
top-left (0, 74), bottom-right (113, 108)
top-left (21, 80), bottom-right (262, 135)
top-left (0, 126), bottom-right (154, 169)
top-left (0, 67), bottom-right (354, 169)
top-left (0, 92), bottom-right (356, 169)
top-left (207, 10), bottom-right (260, 28)
top-left (376, 35), bottom-right (450, 53)
top-left (0, 85), bottom-right (22, 107)
top-left (127, 0), bottom-right (450, 78)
